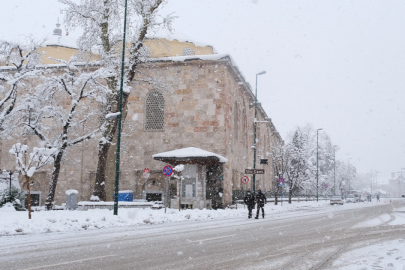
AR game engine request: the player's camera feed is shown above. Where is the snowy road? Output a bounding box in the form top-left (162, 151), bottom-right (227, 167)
top-left (1, 201), bottom-right (404, 270)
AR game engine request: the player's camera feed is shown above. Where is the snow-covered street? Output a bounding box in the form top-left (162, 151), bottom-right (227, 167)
top-left (1, 199), bottom-right (404, 269)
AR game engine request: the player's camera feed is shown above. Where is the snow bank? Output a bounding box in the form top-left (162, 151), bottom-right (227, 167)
top-left (0, 200), bottom-right (384, 237)
top-left (332, 239), bottom-right (405, 269)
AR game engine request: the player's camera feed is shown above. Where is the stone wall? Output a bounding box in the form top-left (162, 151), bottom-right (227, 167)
top-left (0, 57), bottom-right (282, 207)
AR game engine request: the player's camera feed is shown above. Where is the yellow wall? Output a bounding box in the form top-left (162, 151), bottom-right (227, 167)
top-left (1, 38), bottom-right (215, 66)
top-left (39, 46), bottom-right (100, 65)
top-left (144, 38), bottom-right (214, 58)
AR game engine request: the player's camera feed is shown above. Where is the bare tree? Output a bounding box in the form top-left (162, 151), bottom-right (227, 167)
top-left (9, 143), bottom-right (56, 218)
top-left (0, 39), bottom-right (42, 132)
top-left (15, 60), bottom-right (111, 209)
top-left (285, 129), bottom-right (309, 203)
top-left (60, 0), bottom-right (175, 200)
top-left (271, 144), bottom-right (288, 205)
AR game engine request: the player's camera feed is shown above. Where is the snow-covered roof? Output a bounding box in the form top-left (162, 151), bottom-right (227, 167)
top-left (153, 147), bottom-right (228, 163)
top-left (43, 21), bottom-right (78, 49)
top-left (44, 34), bottom-right (78, 49)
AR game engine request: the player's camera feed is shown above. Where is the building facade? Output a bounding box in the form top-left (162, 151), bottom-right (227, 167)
top-left (0, 23), bottom-right (282, 208)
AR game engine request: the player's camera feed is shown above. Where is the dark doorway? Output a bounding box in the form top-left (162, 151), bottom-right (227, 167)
top-left (25, 193), bottom-right (40, 208)
top-left (146, 193), bottom-right (162, 202)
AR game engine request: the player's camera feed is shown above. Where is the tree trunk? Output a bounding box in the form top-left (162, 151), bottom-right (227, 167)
top-left (288, 187), bottom-right (292, 204)
top-left (274, 186), bottom-right (279, 205)
top-left (93, 92), bottom-right (129, 201)
top-left (45, 148), bottom-right (65, 210)
top-left (25, 175), bottom-right (32, 219)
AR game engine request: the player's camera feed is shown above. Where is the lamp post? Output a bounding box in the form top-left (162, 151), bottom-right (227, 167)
top-left (316, 128), bottom-right (323, 202)
top-left (9, 171), bottom-right (13, 203)
top-left (333, 145), bottom-right (337, 196)
top-left (113, 0), bottom-right (128, 216)
top-left (253, 71), bottom-right (266, 199)
top-left (348, 158), bottom-right (352, 193)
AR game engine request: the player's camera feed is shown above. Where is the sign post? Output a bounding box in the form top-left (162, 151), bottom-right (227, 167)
top-left (241, 176), bottom-right (249, 209)
top-left (244, 169), bottom-right (265, 174)
top-left (241, 176), bottom-right (249, 184)
top-left (162, 165), bottom-right (173, 213)
top-left (143, 168), bottom-right (150, 179)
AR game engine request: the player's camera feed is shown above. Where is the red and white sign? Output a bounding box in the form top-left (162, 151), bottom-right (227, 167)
top-left (163, 165), bottom-right (173, 177)
top-left (241, 176), bottom-right (249, 184)
top-left (143, 168), bottom-right (150, 179)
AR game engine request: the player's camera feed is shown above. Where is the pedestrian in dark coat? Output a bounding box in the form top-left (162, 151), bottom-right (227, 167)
top-left (255, 189), bottom-right (266, 219)
top-left (244, 190), bottom-right (255, 218)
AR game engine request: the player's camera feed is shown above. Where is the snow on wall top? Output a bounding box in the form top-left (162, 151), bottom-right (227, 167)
top-left (152, 53), bottom-right (229, 63)
top-left (153, 147), bottom-right (228, 163)
top-left (65, 189), bottom-right (78, 195)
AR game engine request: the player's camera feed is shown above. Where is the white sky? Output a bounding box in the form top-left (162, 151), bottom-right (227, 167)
top-left (1, 0), bottom-right (404, 183)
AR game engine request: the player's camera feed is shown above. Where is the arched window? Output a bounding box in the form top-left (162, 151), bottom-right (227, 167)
top-left (182, 47), bottom-right (195, 56)
top-left (233, 101), bottom-right (239, 141)
top-left (145, 90), bottom-right (165, 131)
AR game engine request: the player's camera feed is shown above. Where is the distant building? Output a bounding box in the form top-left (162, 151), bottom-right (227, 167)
top-left (0, 22), bottom-right (282, 208)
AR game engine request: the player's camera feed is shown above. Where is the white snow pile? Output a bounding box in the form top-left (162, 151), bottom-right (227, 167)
top-left (0, 203), bottom-right (16, 212)
top-left (0, 201), bottom-right (331, 236)
top-left (332, 239), bottom-right (405, 269)
top-left (0, 200), bottom-right (389, 237)
top-left (65, 189), bottom-right (78, 196)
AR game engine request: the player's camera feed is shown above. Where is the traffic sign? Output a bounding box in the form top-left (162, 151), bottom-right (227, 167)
top-left (278, 178), bottom-right (285, 184)
top-left (260, 159), bottom-right (268, 165)
top-left (241, 176), bottom-right (249, 184)
top-left (143, 168), bottom-right (150, 179)
top-left (244, 169), bottom-right (265, 174)
top-left (163, 165), bottom-right (173, 177)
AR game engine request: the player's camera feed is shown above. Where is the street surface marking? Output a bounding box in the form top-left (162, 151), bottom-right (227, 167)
top-left (190, 234), bottom-right (236, 243)
top-left (21, 254), bottom-right (117, 270)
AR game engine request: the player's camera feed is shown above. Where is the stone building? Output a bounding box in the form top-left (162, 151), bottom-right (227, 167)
top-left (0, 22), bottom-right (283, 208)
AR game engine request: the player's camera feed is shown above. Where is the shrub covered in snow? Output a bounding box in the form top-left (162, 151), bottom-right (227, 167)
top-left (0, 187), bottom-right (25, 211)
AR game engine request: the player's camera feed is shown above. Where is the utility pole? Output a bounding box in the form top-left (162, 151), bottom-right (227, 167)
top-left (316, 128), bottom-right (323, 202)
top-left (333, 145), bottom-right (337, 196)
top-left (113, 0), bottom-right (128, 216)
top-left (253, 71), bottom-right (266, 199)
top-left (348, 158), bottom-right (352, 193)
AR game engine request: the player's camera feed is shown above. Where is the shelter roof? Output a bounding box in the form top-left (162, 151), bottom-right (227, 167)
top-left (153, 147), bottom-right (228, 165)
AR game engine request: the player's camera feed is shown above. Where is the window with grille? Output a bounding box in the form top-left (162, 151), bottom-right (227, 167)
top-left (145, 90), bottom-right (165, 131)
top-left (182, 47), bottom-right (195, 56)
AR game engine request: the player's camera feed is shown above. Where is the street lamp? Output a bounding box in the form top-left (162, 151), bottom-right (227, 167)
top-left (316, 128), bottom-right (323, 202)
top-left (113, 0), bottom-right (129, 216)
top-left (9, 171), bottom-right (13, 203)
top-left (333, 145), bottom-right (337, 196)
top-left (348, 158), bottom-right (352, 193)
top-left (253, 70), bottom-right (266, 198)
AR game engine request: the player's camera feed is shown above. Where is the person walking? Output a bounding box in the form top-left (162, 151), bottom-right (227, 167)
top-left (244, 190), bottom-right (255, 218)
top-left (255, 189), bottom-right (266, 219)
top-left (376, 194), bottom-right (380, 202)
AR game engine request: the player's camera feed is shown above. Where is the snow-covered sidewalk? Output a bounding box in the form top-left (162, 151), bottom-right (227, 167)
top-left (332, 239), bottom-right (405, 270)
top-left (0, 199), bottom-right (393, 236)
